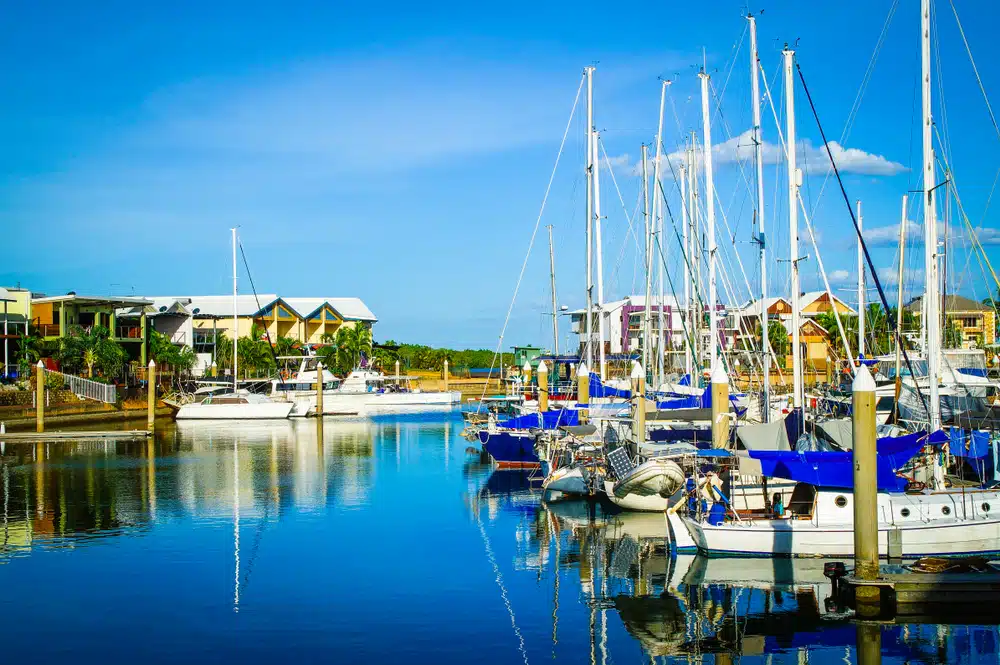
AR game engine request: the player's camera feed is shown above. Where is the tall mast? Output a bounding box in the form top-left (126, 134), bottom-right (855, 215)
top-left (680, 150), bottom-right (692, 382)
top-left (699, 68), bottom-right (719, 373)
top-left (857, 200), bottom-right (866, 359)
top-left (593, 128), bottom-right (607, 380)
top-left (749, 13), bottom-right (769, 421)
top-left (894, 195), bottom-right (908, 402)
top-left (641, 143), bottom-right (652, 377)
top-left (689, 135), bottom-right (701, 385)
top-left (783, 47), bottom-right (804, 409)
top-left (584, 66), bottom-right (595, 370)
top-left (653, 80), bottom-right (667, 387)
top-left (231, 227), bottom-right (238, 391)
top-left (922, 0), bottom-right (941, 430)
top-left (547, 225), bottom-right (560, 357)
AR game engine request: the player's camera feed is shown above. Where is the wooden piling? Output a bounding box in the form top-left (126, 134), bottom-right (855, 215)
top-left (444, 359), bottom-right (450, 392)
top-left (853, 364), bottom-right (881, 614)
top-left (711, 363), bottom-right (730, 449)
top-left (577, 361), bottom-right (589, 423)
top-left (631, 361), bottom-right (645, 444)
top-left (315, 361), bottom-right (325, 417)
top-left (856, 622), bottom-right (882, 665)
top-left (537, 360), bottom-right (549, 413)
top-left (147, 360), bottom-right (156, 431)
top-left (35, 360), bottom-right (44, 433)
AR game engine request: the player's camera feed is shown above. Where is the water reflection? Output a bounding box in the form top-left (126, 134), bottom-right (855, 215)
top-left (472, 468), bottom-right (1000, 664)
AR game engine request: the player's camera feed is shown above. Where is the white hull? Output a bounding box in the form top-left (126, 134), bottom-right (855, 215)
top-left (682, 488), bottom-right (1000, 558)
top-left (287, 390), bottom-right (461, 417)
top-left (543, 465), bottom-right (589, 496)
top-left (176, 401), bottom-right (294, 420)
top-left (604, 480), bottom-right (671, 512)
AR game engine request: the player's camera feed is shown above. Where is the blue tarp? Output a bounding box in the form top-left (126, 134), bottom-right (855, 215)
top-left (958, 367), bottom-right (989, 378)
top-left (498, 408), bottom-right (580, 431)
top-left (588, 372), bottom-right (632, 399)
top-left (748, 430), bottom-right (948, 492)
top-left (951, 428), bottom-right (992, 459)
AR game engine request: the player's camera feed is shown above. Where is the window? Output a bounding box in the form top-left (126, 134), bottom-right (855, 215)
top-left (942, 506), bottom-right (951, 516)
top-left (834, 495), bottom-right (848, 508)
top-left (983, 503), bottom-right (991, 513)
top-left (900, 508), bottom-right (910, 518)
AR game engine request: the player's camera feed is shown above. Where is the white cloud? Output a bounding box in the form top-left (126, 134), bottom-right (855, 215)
top-left (629, 129), bottom-right (906, 179)
top-left (864, 221), bottom-right (1000, 248)
top-left (828, 269), bottom-right (850, 283)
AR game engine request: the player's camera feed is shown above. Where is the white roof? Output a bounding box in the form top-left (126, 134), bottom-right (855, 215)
top-left (283, 297), bottom-right (377, 322)
top-left (566, 294), bottom-right (679, 315)
top-left (32, 294), bottom-right (153, 306)
top-left (738, 296), bottom-right (790, 317)
top-left (0, 287), bottom-right (12, 302)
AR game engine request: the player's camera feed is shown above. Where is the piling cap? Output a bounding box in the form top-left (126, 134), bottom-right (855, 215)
top-left (577, 361), bottom-right (589, 375)
top-left (537, 360), bottom-right (548, 373)
top-left (148, 359), bottom-right (156, 368)
top-left (36, 360), bottom-right (44, 368)
top-left (522, 361), bottom-right (532, 371)
top-left (630, 361), bottom-right (644, 379)
top-left (852, 363), bottom-right (876, 392)
top-left (317, 361), bottom-right (324, 369)
top-left (710, 363), bottom-right (729, 386)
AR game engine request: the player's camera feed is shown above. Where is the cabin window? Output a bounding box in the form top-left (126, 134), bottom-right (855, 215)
top-left (942, 506), bottom-right (951, 516)
top-left (834, 495), bottom-right (847, 508)
top-left (900, 508), bottom-right (910, 518)
top-left (983, 503), bottom-right (991, 513)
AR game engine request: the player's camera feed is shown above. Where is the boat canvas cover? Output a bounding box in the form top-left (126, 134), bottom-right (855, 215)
top-left (737, 418), bottom-right (793, 451)
top-left (747, 430), bottom-right (947, 491)
top-left (647, 407), bottom-right (713, 422)
top-left (588, 372), bottom-right (631, 399)
top-left (498, 408), bottom-right (580, 431)
top-left (815, 418), bottom-right (854, 450)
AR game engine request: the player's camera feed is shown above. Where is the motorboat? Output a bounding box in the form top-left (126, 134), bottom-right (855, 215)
top-left (176, 389), bottom-right (294, 420)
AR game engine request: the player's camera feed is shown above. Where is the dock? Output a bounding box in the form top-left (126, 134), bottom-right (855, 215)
top-left (0, 430), bottom-right (152, 442)
top-left (839, 570), bottom-right (1000, 620)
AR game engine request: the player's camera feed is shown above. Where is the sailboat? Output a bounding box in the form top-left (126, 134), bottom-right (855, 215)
top-left (176, 229), bottom-right (294, 421)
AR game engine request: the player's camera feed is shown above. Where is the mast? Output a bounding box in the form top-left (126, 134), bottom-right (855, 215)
top-left (680, 150), bottom-right (692, 382)
top-left (749, 13), bottom-right (770, 421)
top-left (783, 47), bottom-right (804, 409)
top-left (585, 66), bottom-right (595, 371)
top-left (689, 135), bottom-right (701, 385)
top-left (857, 200), bottom-right (865, 359)
top-left (547, 225), bottom-right (560, 357)
top-left (653, 80), bottom-right (667, 387)
top-left (699, 68), bottom-right (718, 373)
top-left (894, 195), bottom-right (908, 404)
top-left (641, 143), bottom-right (652, 377)
top-left (922, 0), bottom-right (941, 430)
top-left (231, 227), bottom-right (238, 391)
top-left (593, 128), bottom-right (606, 380)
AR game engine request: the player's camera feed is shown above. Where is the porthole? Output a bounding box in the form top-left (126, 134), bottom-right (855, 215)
top-left (984, 503), bottom-right (991, 513)
top-left (942, 506), bottom-right (951, 516)
top-left (834, 495), bottom-right (848, 508)
top-left (900, 508), bottom-right (910, 518)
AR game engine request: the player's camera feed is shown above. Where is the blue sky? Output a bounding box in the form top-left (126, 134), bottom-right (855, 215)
top-left (3, 1), bottom-right (1000, 349)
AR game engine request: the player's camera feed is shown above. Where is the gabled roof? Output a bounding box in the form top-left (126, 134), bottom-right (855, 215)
top-left (282, 297), bottom-right (377, 322)
top-left (799, 291), bottom-right (855, 314)
top-left (117, 297), bottom-right (194, 317)
top-left (905, 294), bottom-right (993, 313)
top-left (739, 296), bottom-right (792, 317)
top-left (161, 294), bottom-right (280, 318)
top-left (565, 294), bottom-right (680, 316)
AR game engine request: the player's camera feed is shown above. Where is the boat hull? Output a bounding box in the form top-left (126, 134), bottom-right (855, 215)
top-left (543, 465), bottom-right (589, 496)
top-left (613, 459), bottom-right (685, 498)
top-left (603, 480), bottom-right (670, 512)
top-left (478, 430), bottom-right (540, 468)
top-left (286, 390), bottom-right (462, 417)
top-left (175, 401), bottom-right (294, 420)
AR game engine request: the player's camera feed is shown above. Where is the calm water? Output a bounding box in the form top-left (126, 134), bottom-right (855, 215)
top-left (0, 413), bottom-right (998, 664)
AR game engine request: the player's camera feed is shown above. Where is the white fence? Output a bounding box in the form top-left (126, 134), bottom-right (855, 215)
top-left (50, 370), bottom-right (118, 404)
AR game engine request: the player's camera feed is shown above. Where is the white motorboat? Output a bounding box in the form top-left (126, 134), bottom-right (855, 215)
top-left (272, 362), bottom-right (461, 416)
top-left (175, 229), bottom-right (292, 421)
top-left (678, 483), bottom-right (1000, 558)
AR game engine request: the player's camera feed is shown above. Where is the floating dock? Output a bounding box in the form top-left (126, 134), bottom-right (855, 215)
top-left (840, 570), bottom-right (1000, 621)
top-left (0, 430), bottom-right (152, 442)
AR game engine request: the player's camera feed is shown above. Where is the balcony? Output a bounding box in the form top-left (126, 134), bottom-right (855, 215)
top-left (114, 325), bottom-right (143, 341)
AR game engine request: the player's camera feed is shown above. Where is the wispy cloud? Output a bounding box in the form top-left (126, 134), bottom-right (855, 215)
top-left (829, 269), bottom-right (851, 283)
top-left (625, 129), bottom-right (906, 178)
top-left (864, 221), bottom-right (1000, 247)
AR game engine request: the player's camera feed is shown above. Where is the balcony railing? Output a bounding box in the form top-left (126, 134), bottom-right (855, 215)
top-left (115, 325), bottom-right (143, 340)
top-left (38, 323), bottom-right (61, 337)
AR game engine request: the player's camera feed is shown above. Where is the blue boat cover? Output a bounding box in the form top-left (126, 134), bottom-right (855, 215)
top-left (958, 367), bottom-right (988, 378)
top-left (748, 430), bottom-right (947, 491)
top-left (498, 408), bottom-right (580, 431)
top-left (588, 372), bottom-right (631, 399)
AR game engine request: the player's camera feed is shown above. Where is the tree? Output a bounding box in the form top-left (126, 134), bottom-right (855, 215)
top-left (236, 324), bottom-right (275, 377)
top-left (16, 326), bottom-right (46, 377)
top-left (944, 320), bottom-right (963, 348)
top-left (58, 325), bottom-right (127, 378)
top-left (148, 330), bottom-right (198, 373)
top-left (273, 336), bottom-right (301, 371)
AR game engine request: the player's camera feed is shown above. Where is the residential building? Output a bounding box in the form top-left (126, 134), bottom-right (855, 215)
top-left (905, 294), bottom-right (997, 349)
top-left (31, 294), bottom-right (154, 364)
top-left (0, 286), bottom-right (31, 378)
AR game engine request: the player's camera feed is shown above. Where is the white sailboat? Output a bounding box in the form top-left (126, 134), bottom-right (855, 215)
top-left (176, 229), bottom-right (293, 421)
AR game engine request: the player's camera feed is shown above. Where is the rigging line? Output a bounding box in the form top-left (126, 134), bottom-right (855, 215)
top-left (805, 0), bottom-right (900, 218)
top-left (599, 137), bottom-right (643, 291)
top-left (238, 240), bottom-right (285, 386)
top-left (476, 515), bottom-right (532, 665)
top-left (477, 73), bottom-right (585, 407)
top-left (949, 0), bottom-right (1000, 144)
top-left (712, 22), bottom-right (750, 125)
top-left (795, 62), bottom-right (931, 423)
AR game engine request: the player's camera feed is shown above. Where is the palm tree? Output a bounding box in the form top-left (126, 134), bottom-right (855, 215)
top-left (273, 336), bottom-right (300, 371)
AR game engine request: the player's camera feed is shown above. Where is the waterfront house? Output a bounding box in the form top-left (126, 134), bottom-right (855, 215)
top-left (0, 286), bottom-right (31, 378)
top-left (905, 294), bottom-right (997, 349)
top-left (283, 297), bottom-right (377, 344)
top-left (30, 294), bottom-right (154, 365)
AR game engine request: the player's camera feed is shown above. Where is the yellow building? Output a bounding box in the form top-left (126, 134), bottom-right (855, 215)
top-left (906, 294), bottom-right (997, 349)
top-left (1, 286), bottom-right (32, 378)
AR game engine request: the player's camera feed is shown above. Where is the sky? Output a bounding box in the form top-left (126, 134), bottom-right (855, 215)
top-left (3, 0), bottom-right (1000, 350)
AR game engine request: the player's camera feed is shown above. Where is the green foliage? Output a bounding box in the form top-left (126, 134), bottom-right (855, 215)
top-left (58, 325), bottom-right (128, 378)
top-left (236, 324), bottom-right (276, 377)
top-left (213, 332), bottom-right (234, 370)
top-left (944, 320), bottom-right (963, 348)
top-left (316, 325), bottom-right (374, 375)
top-left (387, 339), bottom-right (512, 374)
top-left (274, 336), bottom-right (301, 370)
top-left (148, 330), bottom-right (197, 372)
top-left (17, 326), bottom-right (46, 376)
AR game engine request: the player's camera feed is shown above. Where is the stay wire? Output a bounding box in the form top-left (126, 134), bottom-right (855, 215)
top-left (794, 63), bottom-right (931, 425)
top-left (238, 240), bottom-right (285, 386)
